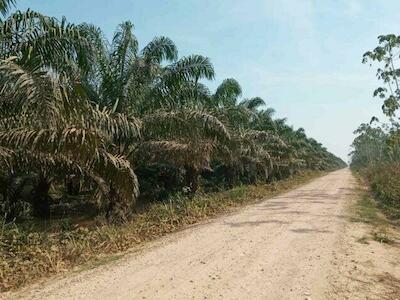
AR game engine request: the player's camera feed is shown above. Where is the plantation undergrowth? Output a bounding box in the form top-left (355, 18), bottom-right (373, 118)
top-left (0, 171), bottom-right (323, 292)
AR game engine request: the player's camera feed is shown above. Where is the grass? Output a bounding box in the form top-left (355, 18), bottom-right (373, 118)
top-left (350, 173), bottom-right (400, 298)
top-left (351, 192), bottom-right (387, 226)
top-left (372, 232), bottom-right (392, 244)
top-left (0, 170), bottom-right (325, 293)
top-left (356, 163), bottom-right (400, 221)
top-left (350, 174), bottom-right (398, 245)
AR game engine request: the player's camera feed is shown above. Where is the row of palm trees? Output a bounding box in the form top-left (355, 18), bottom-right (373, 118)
top-left (0, 3), bottom-right (345, 221)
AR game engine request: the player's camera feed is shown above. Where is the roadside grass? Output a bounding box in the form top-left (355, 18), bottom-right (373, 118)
top-left (350, 175), bottom-right (400, 298)
top-left (350, 174), bottom-right (399, 245)
top-left (350, 192), bottom-right (388, 226)
top-left (0, 171), bottom-right (325, 293)
top-left (356, 164), bottom-right (400, 222)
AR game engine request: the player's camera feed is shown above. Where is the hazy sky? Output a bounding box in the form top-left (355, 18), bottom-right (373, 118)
top-left (15, 0), bottom-right (400, 160)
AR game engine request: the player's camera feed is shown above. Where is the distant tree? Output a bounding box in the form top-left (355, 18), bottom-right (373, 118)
top-left (363, 34), bottom-right (400, 119)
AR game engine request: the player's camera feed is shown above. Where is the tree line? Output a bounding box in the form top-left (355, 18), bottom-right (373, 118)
top-left (0, 1), bottom-right (345, 222)
top-left (351, 34), bottom-right (400, 218)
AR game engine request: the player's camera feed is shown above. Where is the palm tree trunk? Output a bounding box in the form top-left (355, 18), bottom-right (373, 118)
top-left (65, 174), bottom-right (80, 195)
top-left (32, 177), bottom-right (51, 219)
top-left (185, 166), bottom-right (199, 194)
top-left (225, 166), bottom-right (236, 188)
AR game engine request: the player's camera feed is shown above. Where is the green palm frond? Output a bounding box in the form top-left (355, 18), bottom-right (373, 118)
top-left (1, 10), bottom-right (93, 73)
top-left (239, 97), bottom-right (265, 111)
top-left (164, 54), bottom-right (215, 84)
top-left (213, 78), bottom-right (242, 107)
top-left (0, 0), bottom-right (15, 17)
top-left (149, 80), bottom-right (211, 111)
top-left (141, 36), bottom-right (178, 64)
top-left (111, 21), bottom-right (138, 76)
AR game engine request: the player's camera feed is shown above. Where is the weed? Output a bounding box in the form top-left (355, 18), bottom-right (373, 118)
top-left (373, 232), bottom-right (392, 244)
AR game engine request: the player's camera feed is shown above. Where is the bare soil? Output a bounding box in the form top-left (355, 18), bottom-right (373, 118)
top-left (7, 169), bottom-right (400, 299)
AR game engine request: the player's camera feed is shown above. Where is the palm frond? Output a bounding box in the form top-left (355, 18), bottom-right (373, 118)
top-left (239, 97), bottom-right (265, 111)
top-left (111, 21), bottom-right (138, 77)
top-left (141, 36), bottom-right (178, 64)
top-left (164, 54), bottom-right (215, 84)
top-left (1, 10), bottom-right (93, 73)
top-left (213, 78), bottom-right (242, 107)
top-left (143, 109), bottom-right (229, 141)
top-left (136, 140), bottom-right (213, 169)
top-left (0, 0), bottom-right (15, 17)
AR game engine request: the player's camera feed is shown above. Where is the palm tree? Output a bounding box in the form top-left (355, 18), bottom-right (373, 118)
top-left (0, 57), bottom-right (141, 221)
top-left (207, 78), bottom-right (285, 185)
top-left (80, 22), bottom-right (180, 113)
top-left (0, 9), bottom-right (93, 74)
top-left (0, 6), bottom-right (346, 221)
top-left (0, 11), bottom-right (142, 221)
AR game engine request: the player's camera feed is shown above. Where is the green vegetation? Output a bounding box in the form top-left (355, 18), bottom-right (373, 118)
top-left (0, 1), bottom-right (345, 292)
top-left (0, 1), bottom-right (344, 222)
top-left (350, 34), bottom-right (400, 220)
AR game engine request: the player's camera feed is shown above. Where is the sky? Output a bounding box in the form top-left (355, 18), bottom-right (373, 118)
top-left (14, 0), bottom-right (400, 161)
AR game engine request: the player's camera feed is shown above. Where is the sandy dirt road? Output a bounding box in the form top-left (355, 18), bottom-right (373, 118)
top-left (10, 169), bottom-right (399, 300)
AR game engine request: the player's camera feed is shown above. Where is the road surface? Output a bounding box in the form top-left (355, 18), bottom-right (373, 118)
top-left (12, 169), bottom-right (389, 299)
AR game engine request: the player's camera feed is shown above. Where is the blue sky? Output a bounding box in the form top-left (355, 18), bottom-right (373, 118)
top-left (15, 0), bottom-right (400, 160)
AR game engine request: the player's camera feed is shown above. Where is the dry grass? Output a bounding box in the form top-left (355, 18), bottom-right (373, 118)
top-left (350, 173), bottom-right (400, 247)
top-left (357, 163), bottom-right (400, 221)
top-left (0, 171), bottom-right (324, 293)
top-left (347, 175), bottom-right (400, 299)
top-left (350, 188), bottom-right (388, 226)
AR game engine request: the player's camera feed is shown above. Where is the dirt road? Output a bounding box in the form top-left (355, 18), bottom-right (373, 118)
top-left (10, 169), bottom-right (400, 299)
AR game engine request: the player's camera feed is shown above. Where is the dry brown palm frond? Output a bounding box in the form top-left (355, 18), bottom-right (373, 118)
top-left (0, 145), bottom-right (12, 168)
top-left (142, 109), bottom-right (229, 141)
top-left (0, 57), bottom-right (37, 103)
top-left (86, 106), bottom-right (142, 141)
top-left (242, 129), bottom-right (287, 148)
top-left (0, 127), bottom-right (103, 159)
top-left (136, 140), bottom-right (213, 170)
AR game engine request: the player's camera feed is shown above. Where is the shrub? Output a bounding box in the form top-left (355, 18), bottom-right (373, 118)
top-left (359, 163), bottom-right (400, 219)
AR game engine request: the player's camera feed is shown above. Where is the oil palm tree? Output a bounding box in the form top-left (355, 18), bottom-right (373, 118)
top-left (0, 11), bottom-right (141, 221)
top-left (0, 57), bottom-right (141, 221)
top-left (0, 5), bottom-right (346, 221)
top-left (80, 21), bottom-right (181, 113)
